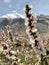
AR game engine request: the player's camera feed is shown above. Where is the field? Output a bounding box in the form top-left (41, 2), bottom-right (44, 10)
top-left (0, 26), bottom-right (49, 65)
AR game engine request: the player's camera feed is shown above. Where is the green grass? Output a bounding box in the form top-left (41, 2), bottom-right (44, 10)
top-left (0, 52), bottom-right (13, 65)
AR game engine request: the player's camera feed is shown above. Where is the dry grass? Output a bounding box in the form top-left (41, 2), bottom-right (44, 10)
top-left (0, 25), bottom-right (49, 65)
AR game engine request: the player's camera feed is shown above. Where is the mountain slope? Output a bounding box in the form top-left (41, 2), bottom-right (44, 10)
top-left (0, 13), bottom-right (49, 33)
top-left (0, 13), bottom-right (25, 33)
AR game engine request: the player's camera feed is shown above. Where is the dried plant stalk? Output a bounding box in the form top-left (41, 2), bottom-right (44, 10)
top-left (5, 25), bottom-right (13, 42)
top-left (24, 4), bottom-right (47, 65)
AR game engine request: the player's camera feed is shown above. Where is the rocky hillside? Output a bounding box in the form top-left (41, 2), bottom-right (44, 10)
top-left (0, 13), bottom-right (49, 33)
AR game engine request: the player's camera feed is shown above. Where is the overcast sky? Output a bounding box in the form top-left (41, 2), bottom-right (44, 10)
top-left (0, 0), bottom-right (49, 16)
